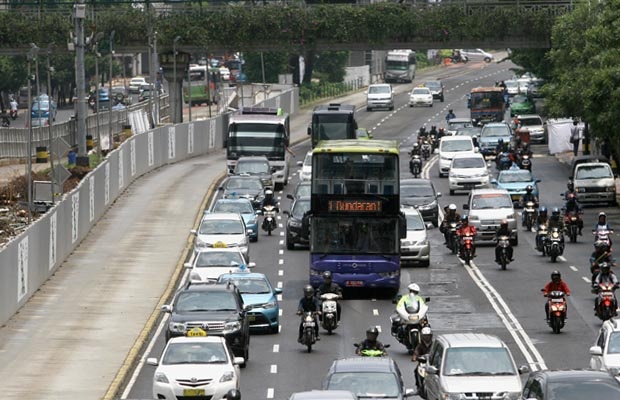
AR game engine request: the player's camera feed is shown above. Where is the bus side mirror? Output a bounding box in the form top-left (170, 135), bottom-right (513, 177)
top-left (399, 213), bottom-right (407, 239)
top-left (307, 126), bottom-right (312, 136)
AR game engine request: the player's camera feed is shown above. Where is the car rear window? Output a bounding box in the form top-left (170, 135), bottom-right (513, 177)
top-left (452, 157), bottom-right (485, 169)
top-left (441, 140), bottom-right (473, 152)
top-left (481, 125), bottom-right (511, 138)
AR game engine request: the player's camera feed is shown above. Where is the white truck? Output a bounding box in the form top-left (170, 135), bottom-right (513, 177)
top-left (384, 50), bottom-right (416, 83)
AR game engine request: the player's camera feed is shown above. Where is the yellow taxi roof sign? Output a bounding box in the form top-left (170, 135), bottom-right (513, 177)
top-left (186, 327), bottom-right (208, 337)
top-left (213, 241), bottom-right (228, 248)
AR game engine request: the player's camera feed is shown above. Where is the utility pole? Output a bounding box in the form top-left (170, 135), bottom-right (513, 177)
top-left (74, 0), bottom-right (89, 166)
top-left (173, 36), bottom-right (181, 123)
top-left (108, 30), bottom-right (115, 151)
top-left (46, 43), bottom-right (56, 205)
top-left (26, 44), bottom-right (39, 224)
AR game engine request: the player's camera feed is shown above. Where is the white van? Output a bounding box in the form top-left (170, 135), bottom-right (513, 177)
top-left (366, 83), bottom-right (394, 111)
top-left (572, 162), bottom-right (616, 205)
top-left (438, 136), bottom-right (476, 177)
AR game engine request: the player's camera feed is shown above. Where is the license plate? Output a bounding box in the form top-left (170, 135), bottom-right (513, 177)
top-left (183, 389), bottom-right (205, 396)
top-left (248, 315), bottom-right (256, 322)
top-left (346, 280), bottom-right (364, 287)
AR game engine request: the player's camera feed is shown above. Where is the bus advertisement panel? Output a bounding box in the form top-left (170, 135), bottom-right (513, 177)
top-left (308, 140), bottom-right (405, 293)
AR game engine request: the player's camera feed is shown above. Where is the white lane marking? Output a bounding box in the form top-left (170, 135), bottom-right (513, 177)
top-left (463, 259), bottom-right (547, 371)
top-left (270, 364), bottom-right (278, 374)
top-left (277, 281), bottom-right (283, 288)
top-left (267, 388), bottom-right (275, 399)
top-left (569, 265), bottom-right (578, 272)
top-left (279, 259), bottom-right (284, 265)
top-left (273, 344), bottom-right (280, 353)
top-left (278, 270), bottom-right (284, 276)
top-left (376, 325), bottom-right (382, 332)
top-left (558, 256), bottom-right (567, 262)
top-left (373, 309), bottom-right (379, 316)
top-left (279, 240), bottom-right (284, 245)
top-left (277, 295), bottom-right (283, 302)
top-left (582, 276), bottom-right (591, 283)
top-left (279, 231), bottom-right (284, 236)
top-left (279, 249), bottom-right (284, 255)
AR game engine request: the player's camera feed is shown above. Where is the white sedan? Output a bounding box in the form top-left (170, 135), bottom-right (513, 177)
top-left (408, 87), bottom-right (433, 107)
top-left (448, 152), bottom-right (490, 195)
top-left (148, 335), bottom-right (243, 400)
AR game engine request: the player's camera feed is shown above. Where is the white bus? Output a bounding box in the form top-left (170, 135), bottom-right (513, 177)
top-left (384, 50), bottom-right (416, 83)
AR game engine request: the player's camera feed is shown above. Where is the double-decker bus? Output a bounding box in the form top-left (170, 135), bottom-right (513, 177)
top-left (307, 103), bottom-right (358, 148)
top-left (227, 107), bottom-right (291, 189)
top-left (308, 140), bottom-right (405, 294)
top-left (468, 87), bottom-right (506, 125)
top-left (183, 64), bottom-right (220, 106)
top-left (384, 50), bottom-right (416, 83)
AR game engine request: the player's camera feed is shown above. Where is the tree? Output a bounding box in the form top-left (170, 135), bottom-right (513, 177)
top-left (241, 51), bottom-right (289, 84)
top-left (313, 51), bottom-right (349, 83)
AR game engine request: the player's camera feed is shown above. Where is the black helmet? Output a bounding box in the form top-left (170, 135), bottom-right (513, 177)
top-left (539, 206), bottom-right (547, 216)
top-left (500, 219), bottom-right (508, 228)
top-left (461, 215), bottom-right (469, 224)
top-left (567, 179), bottom-right (574, 191)
top-left (449, 109), bottom-right (453, 113)
top-left (366, 326), bottom-right (379, 341)
top-left (602, 262), bottom-right (611, 273)
top-left (303, 285), bottom-right (314, 298)
top-left (498, 138), bottom-right (504, 143)
top-left (551, 270), bottom-right (561, 282)
top-left (552, 207), bottom-right (560, 216)
top-left (322, 271), bottom-right (332, 281)
top-left (526, 185), bottom-right (533, 193)
top-left (225, 389), bottom-right (241, 400)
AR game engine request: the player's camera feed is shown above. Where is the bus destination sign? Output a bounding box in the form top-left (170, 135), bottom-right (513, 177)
top-left (328, 199), bottom-right (382, 212)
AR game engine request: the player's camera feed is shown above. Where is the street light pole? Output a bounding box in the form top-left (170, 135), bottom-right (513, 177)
top-left (108, 30), bottom-right (115, 152)
top-left (173, 36), bottom-right (181, 123)
top-left (94, 47), bottom-right (101, 157)
top-left (74, 0), bottom-right (89, 167)
top-left (46, 42), bottom-right (56, 205)
top-left (26, 44), bottom-right (39, 223)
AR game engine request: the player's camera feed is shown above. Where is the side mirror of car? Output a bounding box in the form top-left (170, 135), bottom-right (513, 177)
top-left (353, 343), bottom-right (360, 348)
top-left (190, 229), bottom-right (197, 235)
top-left (518, 365), bottom-right (530, 374)
top-left (247, 262), bottom-right (256, 269)
top-left (404, 388), bottom-right (415, 397)
top-left (161, 304), bottom-right (172, 313)
top-left (307, 126), bottom-right (312, 136)
top-left (274, 287), bottom-right (282, 295)
top-left (535, 179), bottom-right (541, 183)
top-left (417, 355), bottom-right (427, 364)
top-left (589, 345), bottom-right (603, 356)
top-left (463, 204), bottom-right (469, 210)
top-left (296, 161), bottom-right (303, 167)
top-left (490, 179), bottom-right (498, 185)
top-left (384, 344), bottom-right (391, 349)
top-left (425, 297), bottom-right (431, 302)
top-left (283, 210), bottom-right (291, 217)
top-left (287, 194), bottom-right (294, 200)
top-left (436, 192), bottom-right (442, 198)
top-left (146, 357), bottom-right (158, 366)
top-left (425, 365), bottom-right (438, 375)
top-left (184, 262), bottom-right (192, 269)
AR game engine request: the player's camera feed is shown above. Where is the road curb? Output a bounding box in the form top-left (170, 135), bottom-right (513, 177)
top-left (102, 170), bottom-right (227, 400)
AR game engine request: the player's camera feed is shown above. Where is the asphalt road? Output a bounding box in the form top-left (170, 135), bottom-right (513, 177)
top-left (122, 60), bottom-right (620, 399)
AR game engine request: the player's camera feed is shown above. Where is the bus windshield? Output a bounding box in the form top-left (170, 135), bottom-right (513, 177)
top-left (470, 92), bottom-right (504, 110)
top-left (228, 123), bottom-right (286, 158)
top-left (311, 217), bottom-right (399, 254)
top-left (313, 114), bottom-right (354, 141)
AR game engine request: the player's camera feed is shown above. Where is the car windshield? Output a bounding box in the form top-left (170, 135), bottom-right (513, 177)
top-left (226, 178), bottom-right (263, 191)
top-left (412, 88), bottom-right (429, 95)
top-left (441, 140), bottom-right (473, 152)
top-left (405, 213), bottom-right (425, 230)
top-left (162, 342), bottom-right (228, 365)
top-left (195, 251), bottom-right (244, 268)
top-left (199, 219), bottom-right (244, 235)
top-left (295, 183), bottom-right (311, 198)
top-left (452, 157), bottom-right (485, 169)
top-left (481, 126), bottom-right (511, 138)
top-left (236, 161), bottom-right (270, 174)
top-left (401, 184), bottom-right (435, 197)
top-left (512, 95), bottom-right (528, 103)
top-left (456, 127), bottom-right (481, 137)
top-left (498, 170), bottom-right (533, 183)
top-left (219, 277), bottom-right (271, 294)
top-left (443, 348), bottom-right (516, 376)
top-left (448, 121), bottom-right (471, 129)
top-left (175, 291), bottom-right (238, 312)
top-left (471, 193), bottom-right (513, 209)
top-left (32, 101), bottom-right (50, 111)
top-left (546, 381), bottom-right (620, 399)
top-left (576, 165), bottom-right (613, 179)
top-left (327, 372), bottom-right (400, 397)
top-left (425, 82), bottom-right (441, 89)
top-left (303, 152), bottom-right (312, 167)
top-left (213, 201), bottom-right (254, 214)
top-left (519, 117), bottom-right (543, 126)
top-left (608, 332), bottom-right (620, 354)
top-left (292, 200), bottom-right (311, 219)
top-left (505, 81), bottom-right (518, 89)
top-left (369, 85), bottom-right (391, 94)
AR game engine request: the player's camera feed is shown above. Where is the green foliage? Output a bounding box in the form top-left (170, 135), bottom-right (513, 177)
top-left (242, 52), bottom-right (289, 83)
top-left (313, 51), bottom-right (349, 83)
top-left (299, 80), bottom-right (362, 106)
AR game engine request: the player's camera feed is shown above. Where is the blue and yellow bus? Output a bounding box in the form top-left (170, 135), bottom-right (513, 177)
top-left (308, 140), bottom-right (405, 294)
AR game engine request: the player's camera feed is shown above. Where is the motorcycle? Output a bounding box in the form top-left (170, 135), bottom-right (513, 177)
top-left (522, 201), bottom-right (537, 231)
top-left (545, 290), bottom-right (567, 334)
top-left (458, 232), bottom-right (475, 265)
top-left (446, 222), bottom-right (459, 255)
top-left (545, 227), bottom-right (564, 262)
top-left (261, 205), bottom-right (277, 235)
top-left (519, 153), bottom-right (532, 171)
top-left (497, 152), bottom-right (512, 171)
top-left (410, 154), bottom-right (422, 178)
top-left (319, 293), bottom-right (340, 334)
top-left (429, 134), bottom-right (438, 151)
top-left (1, 115), bottom-right (9, 127)
top-left (9, 109), bottom-right (17, 120)
top-left (353, 343), bottom-right (390, 357)
top-left (298, 311), bottom-right (317, 353)
top-left (497, 235), bottom-right (511, 270)
top-left (421, 141), bottom-right (431, 160)
top-left (593, 281), bottom-right (618, 322)
top-left (415, 355), bottom-right (429, 400)
top-left (390, 296), bottom-right (431, 354)
top-left (536, 224), bottom-right (548, 255)
top-left (564, 211), bottom-right (580, 243)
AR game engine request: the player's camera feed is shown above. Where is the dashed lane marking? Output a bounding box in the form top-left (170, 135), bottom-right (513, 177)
top-left (267, 388), bottom-right (275, 399)
top-left (270, 365), bottom-right (278, 374)
top-left (278, 270), bottom-right (284, 276)
top-left (277, 281), bottom-right (283, 288)
top-left (373, 309), bottom-right (379, 316)
top-left (279, 259), bottom-right (284, 265)
top-left (569, 266), bottom-right (578, 272)
top-left (558, 256), bottom-right (567, 262)
top-left (279, 249), bottom-right (284, 255)
top-left (582, 276), bottom-right (591, 283)
top-left (273, 344), bottom-right (280, 353)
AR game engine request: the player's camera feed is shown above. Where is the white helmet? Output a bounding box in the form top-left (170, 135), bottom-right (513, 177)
top-left (448, 204), bottom-right (457, 211)
top-left (265, 189), bottom-right (273, 196)
top-left (421, 326), bottom-right (432, 336)
top-left (408, 283), bottom-right (420, 293)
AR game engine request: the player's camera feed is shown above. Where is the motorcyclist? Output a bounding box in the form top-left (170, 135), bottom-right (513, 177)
top-left (297, 285), bottom-right (321, 342)
top-left (519, 185), bottom-right (539, 208)
top-left (456, 215), bottom-right (477, 257)
top-left (9, 97), bottom-right (18, 115)
top-left (593, 262), bottom-right (620, 315)
top-left (225, 389), bottom-right (241, 400)
top-left (593, 211), bottom-right (614, 246)
top-left (590, 240), bottom-right (614, 284)
top-left (564, 179), bottom-right (575, 198)
top-left (440, 204), bottom-right (461, 246)
top-left (436, 127), bottom-right (446, 140)
top-left (495, 138), bottom-right (506, 157)
top-left (494, 219), bottom-right (513, 263)
top-left (396, 283), bottom-right (426, 317)
top-left (410, 143), bottom-right (422, 175)
top-left (563, 192), bottom-right (583, 235)
top-left (261, 189), bottom-right (279, 213)
top-left (547, 207), bottom-right (565, 232)
top-left (356, 326), bottom-right (386, 355)
top-left (445, 109), bottom-right (456, 123)
top-left (429, 125), bottom-right (438, 138)
top-left (535, 206), bottom-right (549, 253)
top-left (412, 326), bottom-right (433, 394)
top-left (410, 142), bottom-right (422, 156)
top-left (542, 271), bottom-right (571, 321)
top-left (317, 271), bottom-right (342, 321)
top-left (418, 125), bottom-right (428, 139)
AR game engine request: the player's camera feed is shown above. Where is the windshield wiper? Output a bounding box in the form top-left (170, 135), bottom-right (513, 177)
top-left (211, 308), bottom-right (238, 311)
top-left (489, 371), bottom-right (516, 376)
top-left (474, 206), bottom-right (496, 209)
top-left (186, 308), bottom-right (214, 312)
top-left (357, 395), bottom-right (396, 399)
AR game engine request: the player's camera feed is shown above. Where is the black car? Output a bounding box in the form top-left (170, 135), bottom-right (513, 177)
top-left (521, 369), bottom-right (620, 399)
top-left (219, 175), bottom-right (266, 211)
top-left (162, 282), bottom-right (251, 365)
top-left (284, 196), bottom-right (311, 250)
top-left (423, 80), bottom-right (444, 102)
top-left (400, 179), bottom-right (441, 227)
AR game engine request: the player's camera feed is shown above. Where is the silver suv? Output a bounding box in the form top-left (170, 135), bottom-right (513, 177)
top-left (423, 333), bottom-right (528, 400)
top-left (463, 188), bottom-right (518, 245)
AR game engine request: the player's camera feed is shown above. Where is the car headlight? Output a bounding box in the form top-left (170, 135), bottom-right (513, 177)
top-left (154, 372), bottom-right (169, 384)
top-left (248, 218), bottom-right (257, 225)
top-left (507, 214), bottom-right (515, 220)
top-left (608, 186), bottom-right (616, 192)
top-left (503, 392), bottom-right (521, 400)
top-left (223, 321), bottom-right (241, 333)
top-left (401, 240), bottom-right (414, 246)
top-left (445, 394), bottom-right (466, 400)
top-left (418, 200), bottom-right (437, 210)
top-left (194, 238), bottom-right (208, 248)
top-left (168, 321), bottom-right (186, 333)
top-left (309, 269), bottom-right (321, 276)
top-left (441, 156), bottom-right (451, 161)
top-left (576, 187), bottom-right (585, 193)
top-left (220, 371), bottom-right (235, 382)
top-left (468, 215), bottom-right (480, 221)
top-left (418, 240), bottom-right (429, 247)
top-left (289, 219), bottom-right (302, 228)
top-left (263, 301), bottom-right (277, 309)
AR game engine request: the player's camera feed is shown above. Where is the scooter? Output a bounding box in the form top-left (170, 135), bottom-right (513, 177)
top-left (497, 235), bottom-right (511, 270)
top-left (319, 292), bottom-right (340, 334)
top-left (447, 222), bottom-right (459, 255)
top-left (410, 154), bottom-right (422, 178)
top-left (421, 141), bottom-right (431, 160)
top-left (593, 281), bottom-right (618, 322)
top-left (459, 232), bottom-right (475, 265)
top-left (353, 343), bottom-right (390, 357)
top-left (390, 296), bottom-right (431, 354)
top-left (415, 355), bottom-right (429, 399)
top-left (261, 205), bottom-right (277, 235)
top-left (565, 211), bottom-right (580, 243)
top-left (298, 311), bottom-right (317, 353)
top-left (546, 227), bottom-right (564, 262)
top-left (519, 153), bottom-right (532, 171)
top-left (522, 201), bottom-right (537, 231)
top-left (536, 224), bottom-right (548, 255)
top-left (544, 290), bottom-right (567, 334)
top-left (9, 109), bottom-right (17, 120)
